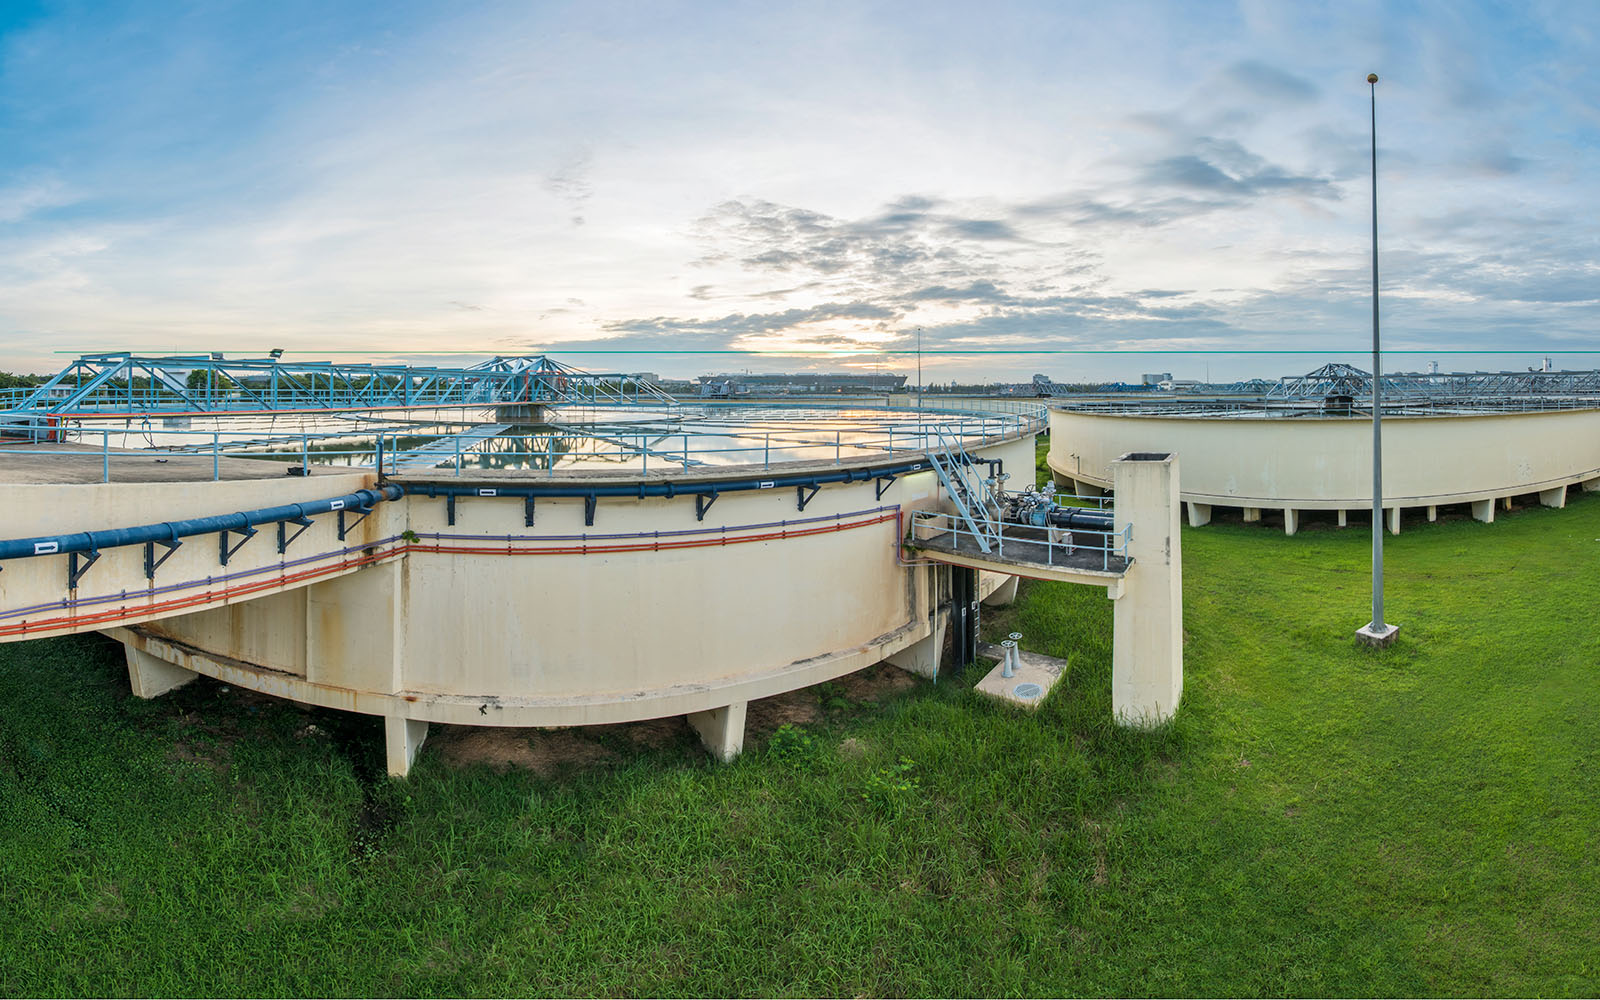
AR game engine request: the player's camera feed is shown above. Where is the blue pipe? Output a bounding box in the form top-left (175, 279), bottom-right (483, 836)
top-left (0, 484), bottom-right (403, 561)
top-left (399, 455), bottom-right (979, 501)
top-left (1047, 506), bottom-right (1114, 531)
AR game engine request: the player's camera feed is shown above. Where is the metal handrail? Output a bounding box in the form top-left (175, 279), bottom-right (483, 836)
top-left (908, 508), bottom-right (1133, 573)
top-left (0, 404), bottom-right (1047, 482)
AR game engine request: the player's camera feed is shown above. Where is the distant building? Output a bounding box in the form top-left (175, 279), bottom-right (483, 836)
top-left (696, 372), bottom-right (908, 397)
top-left (1141, 372), bottom-right (1173, 386)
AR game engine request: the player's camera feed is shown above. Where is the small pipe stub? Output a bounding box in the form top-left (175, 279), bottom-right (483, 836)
top-left (1000, 639), bottom-right (1016, 678)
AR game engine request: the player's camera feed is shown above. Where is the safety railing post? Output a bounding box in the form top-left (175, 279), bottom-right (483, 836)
top-left (301, 432), bottom-right (309, 475)
top-left (102, 429), bottom-right (110, 482)
top-left (213, 432), bottom-right (220, 481)
top-left (765, 433), bottom-right (770, 469)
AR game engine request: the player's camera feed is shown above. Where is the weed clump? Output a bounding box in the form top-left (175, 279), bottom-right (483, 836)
top-left (764, 723), bottom-right (818, 768)
top-left (861, 756), bottom-right (921, 814)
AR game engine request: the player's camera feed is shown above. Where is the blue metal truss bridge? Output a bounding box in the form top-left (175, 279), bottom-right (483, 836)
top-left (0, 352), bottom-right (672, 423)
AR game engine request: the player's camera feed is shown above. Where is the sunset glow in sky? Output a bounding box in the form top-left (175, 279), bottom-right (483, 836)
top-left (2, 1), bottom-right (1597, 381)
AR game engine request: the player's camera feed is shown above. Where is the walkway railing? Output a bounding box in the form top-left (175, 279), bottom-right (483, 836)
top-left (907, 507), bottom-right (1132, 572)
top-left (0, 403), bottom-right (1045, 481)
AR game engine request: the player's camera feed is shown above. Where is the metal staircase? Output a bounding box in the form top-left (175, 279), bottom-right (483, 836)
top-left (926, 426), bottom-right (999, 554)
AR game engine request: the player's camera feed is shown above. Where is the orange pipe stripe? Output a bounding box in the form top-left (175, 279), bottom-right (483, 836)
top-left (0, 512), bottom-right (898, 637)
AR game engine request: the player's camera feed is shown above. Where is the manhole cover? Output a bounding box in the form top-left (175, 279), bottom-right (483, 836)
top-left (1012, 683), bottom-right (1043, 699)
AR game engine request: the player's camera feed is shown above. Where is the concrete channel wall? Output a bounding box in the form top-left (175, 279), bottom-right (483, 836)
top-left (1050, 407), bottom-right (1600, 534)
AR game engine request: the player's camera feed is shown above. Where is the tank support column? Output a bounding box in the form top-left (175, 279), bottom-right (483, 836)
top-left (886, 565), bottom-right (947, 680)
top-left (688, 702), bottom-right (748, 762)
top-left (1111, 453), bottom-right (1183, 727)
top-left (981, 574), bottom-right (1020, 607)
top-left (385, 717), bottom-right (429, 777)
top-left (123, 643), bottom-right (197, 699)
top-left (1186, 501), bottom-right (1211, 527)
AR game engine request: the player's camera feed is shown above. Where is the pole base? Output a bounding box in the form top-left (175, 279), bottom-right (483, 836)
top-left (1355, 622), bottom-right (1400, 648)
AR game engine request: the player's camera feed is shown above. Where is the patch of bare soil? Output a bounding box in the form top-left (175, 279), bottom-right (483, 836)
top-left (428, 664), bottom-right (923, 771)
top-left (745, 689), bottom-right (823, 738)
top-left (832, 663), bottom-right (918, 703)
top-left (429, 725), bottom-right (618, 776)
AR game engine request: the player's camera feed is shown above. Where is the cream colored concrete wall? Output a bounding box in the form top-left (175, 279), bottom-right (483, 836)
top-left (1050, 408), bottom-right (1600, 509)
top-left (0, 473), bottom-right (384, 639)
top-left (397, 477), bottom-right (922, 701)
top-left (121, 467), bottom-right (951, 726)
top-left (20, 429), bottom-right (1040, 731)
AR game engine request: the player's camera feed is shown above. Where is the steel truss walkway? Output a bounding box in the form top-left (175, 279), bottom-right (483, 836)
top-left (0, 352), bottom-right (674, 423)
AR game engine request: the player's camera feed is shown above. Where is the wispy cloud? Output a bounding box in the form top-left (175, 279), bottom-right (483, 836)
top-left (0, 1), bottom-right (1596, 380)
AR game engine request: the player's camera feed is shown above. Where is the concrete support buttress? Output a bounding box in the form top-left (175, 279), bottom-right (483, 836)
top-left (1427, 505), bottom-right (1438, 522)
top-left (1386, 506), bottom-right (1402, 535)
top-left (1076, 481), bottom-right (1105, 499)
top-left (1283, 508), bottom-right (1299, 536)
top-left (981, 575), bottom-right (1020, 607)
top-left (1583, 477), bottom-right (1600, 493)
top-left (687, 702), bottom-right (748, 762)
top-left (123, 643), bottom-right (197, 699)
top-left (1472, 498), bottom-right (1495, 523)
top-left (1502, 496), bottom-right (1513, 511)
top-left (1338, 509), bottom-right (1348, 528)
top-left (885, 607), bottom-right (947, 680)
top-left (1540, 485), bottom-right (1567, 509)
top-left (1186, 501), bottom-right (1212, 527)
top-left (1242, 507), bottom-right (1262, 523)
top-left (385, 717), bottom-right (429, 777)
top-left (1111, 452), bottom-right (1182, 727)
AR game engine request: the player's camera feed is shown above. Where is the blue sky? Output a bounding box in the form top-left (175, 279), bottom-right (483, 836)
top-left (1, 0), bottom-right (1597, 381)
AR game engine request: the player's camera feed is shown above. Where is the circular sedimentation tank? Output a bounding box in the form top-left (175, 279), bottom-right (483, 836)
top-left (1048, 394), bottom-right (1600, 533)
top-left (3, 398), bottom-right (1042, 768)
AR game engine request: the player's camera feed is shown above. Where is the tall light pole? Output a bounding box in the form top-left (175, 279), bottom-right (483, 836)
top-left (1357, 72), bottom-right (1399, 648)
top-left (916, 326), bottom-right (923, 410)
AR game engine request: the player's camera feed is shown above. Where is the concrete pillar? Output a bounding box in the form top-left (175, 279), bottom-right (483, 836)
top-left (123, 644), bottom-right (197, 699)
top-left (1052, 472), bottom-right (1076, 495)
top-left (1076, 481), bottom-right (1105, 499)
top-left (1539, 485), bottom-right (1567, 509)
top-left (981, 574), bottom-right (1020, 607)
top-left (1472, 498), bottom-right (1495, 523)
top-left (1386, 506), bottom-right (1402, 535)
top-left (1186, 501), bottom-right (1212, 527)
top-left (1581, 477), bottom-right (1600, 493)
top-left (1502, 496), bottom-right (1513, 511)
top-left (886, 565), bottom-right (947, 680)
top-left (384, 716), bottom-right (429, 777)
top-left (1337, 509), bottom-right (1348, 528)
top-left (687, 702), bottom-right (748, 762)
top-left (1283, 508), bottom-right (1299, 536)
top-left (1427, 505), bottom-right (1438, 522)
top-left (1242, 507), bottom-right (1262, 523)
top-left (1111, 452), bottom-right (1182, 728)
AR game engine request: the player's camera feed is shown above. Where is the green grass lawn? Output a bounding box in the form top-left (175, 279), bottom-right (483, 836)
top-left (3, 481), bottom-right (1599, 995)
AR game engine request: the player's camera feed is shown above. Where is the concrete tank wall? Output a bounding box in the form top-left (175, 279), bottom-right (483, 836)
top-left (95, 427), bottom-right (1034, 731)
top-left (1050, 407), bottom-right (1600, 513)
top-left (117, 471), bottom-right (942, 727)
